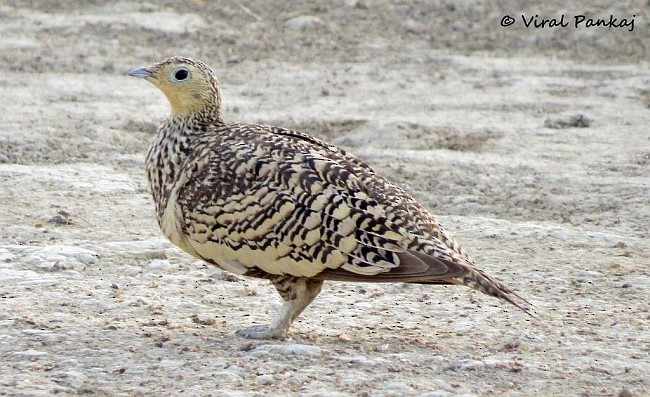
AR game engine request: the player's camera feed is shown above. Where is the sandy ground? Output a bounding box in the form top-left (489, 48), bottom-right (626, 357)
top-left (0, 1), bottom-right (649, 396)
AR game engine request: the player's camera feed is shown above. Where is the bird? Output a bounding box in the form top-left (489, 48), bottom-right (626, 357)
top-left (127, 56), bottom-right (531, 339)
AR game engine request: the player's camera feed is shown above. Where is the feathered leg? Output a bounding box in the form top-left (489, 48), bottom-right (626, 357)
top-left (236, 277), bottom-right (324, 339)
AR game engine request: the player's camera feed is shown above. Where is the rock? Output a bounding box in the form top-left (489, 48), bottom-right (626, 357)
top-left (287, 376), bottom-right (303, 387)
top-left (0, 248), bottom-right (13, 262)
top-left (248, 343), bottom-right (323, 357)
top-left (270, 343), bottom-right (322, 357)
top-left (421, 392), bottom-right (449, 397)
top-left (12, 349), bottom-right (47, 357)
top-left (404, 19), bottom-right (424, 33)
top-left (23, 244), bottom-right (98, 268)
top-left (383, 382), bottom-right (414, 395)
top-left (544, 114), bottom-right (591, 129)
top-left (50, 370), bottom-right (87, 389)
top-left (574, 270), bottom-right (603, 278)
top-left (338, 355), bottom-right (388, 367)
top-left (618, 389), bottom-right (634, 397)
top-left (285, 15), bottom-right (323, 31)
top-left (445, 358), bottom-right (505, 371)
top-left (102, 238), bottom-right (172, 259)
top-left (256, 374), bottom-right (275, 385)
top-left (159, 359), bottom-right (181, 373)
top-left (547, 228), bottom-right (568, 240)
top-left (22, 329), bottom-right (62, 346)
top-left (147, 259), bottom-right (171, 272)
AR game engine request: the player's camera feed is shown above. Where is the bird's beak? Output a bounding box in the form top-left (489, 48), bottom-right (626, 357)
top-left (127, 67), bottom-right (153, 79)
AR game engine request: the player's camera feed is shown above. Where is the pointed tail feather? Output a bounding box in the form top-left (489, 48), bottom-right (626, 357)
top-left (454, 269), bottom-right (536, 318)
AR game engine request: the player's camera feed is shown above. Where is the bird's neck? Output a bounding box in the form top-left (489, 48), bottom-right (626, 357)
top-left (166, 86), bottom-right (224, 124)
top-left (145, 114), bottom-right (214, 222)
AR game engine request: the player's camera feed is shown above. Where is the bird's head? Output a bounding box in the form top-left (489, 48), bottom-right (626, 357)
top-left (128, 56), bottom-right (222, 120)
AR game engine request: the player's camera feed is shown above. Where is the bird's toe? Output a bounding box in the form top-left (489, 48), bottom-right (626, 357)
top-left (236, 325), bottom-right (286, 339)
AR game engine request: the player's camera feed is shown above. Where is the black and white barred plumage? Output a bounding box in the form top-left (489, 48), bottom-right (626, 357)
top-left (128, 56), bottom-right (530, 339)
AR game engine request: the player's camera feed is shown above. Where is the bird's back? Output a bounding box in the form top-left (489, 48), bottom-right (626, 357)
top-left (151, 121), bottom-right (471, 282)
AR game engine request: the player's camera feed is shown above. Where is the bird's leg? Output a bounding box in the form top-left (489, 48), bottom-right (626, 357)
top-left (236, 276), bottom-right (323, 339)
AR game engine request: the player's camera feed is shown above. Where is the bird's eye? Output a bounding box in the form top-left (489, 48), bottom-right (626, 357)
top-left (173, 68), bottom-right (189, 81)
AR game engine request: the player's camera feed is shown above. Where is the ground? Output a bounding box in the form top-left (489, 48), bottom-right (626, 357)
top-left (0, 1), bottom-right (648, 396)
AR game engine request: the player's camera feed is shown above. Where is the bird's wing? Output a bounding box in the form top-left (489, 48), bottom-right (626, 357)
top-left (176, 123), bottom-right (472, 282)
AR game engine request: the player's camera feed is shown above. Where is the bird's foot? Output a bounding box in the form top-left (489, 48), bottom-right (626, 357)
top-left (236, 324), bottom-right (286, 339)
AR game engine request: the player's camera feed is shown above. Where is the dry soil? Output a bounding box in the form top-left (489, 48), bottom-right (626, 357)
top-left (0, 1), bottom-right (648, 396)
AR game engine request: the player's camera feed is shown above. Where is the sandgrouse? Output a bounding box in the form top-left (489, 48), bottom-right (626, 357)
top-left (128, 56), bottom-right (529, 339)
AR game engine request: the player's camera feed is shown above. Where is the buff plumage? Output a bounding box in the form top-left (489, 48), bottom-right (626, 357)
top-left (128, 56), bottom-right (530, 339)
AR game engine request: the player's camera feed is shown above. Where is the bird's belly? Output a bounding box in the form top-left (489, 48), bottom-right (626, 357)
top-left (186, 235), bottom-right (326, 278)
top-left (160, 200), bottom-right (195, 254)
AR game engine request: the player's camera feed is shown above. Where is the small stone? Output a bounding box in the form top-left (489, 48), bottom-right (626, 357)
top-left (211, 371), bottom-right (242, 382)
top-left (618, 389), bottom-right (634, 397)
top-left (275, 343), bottom-right (322, 357)
top-left (544, 114), bottom-right (591, 129)
top-left (190, 314), bottom-right (216, 326)
top-left (568, 335), bottom-right (585, 343)
top-left (159, 359), bottom-right (181, 373)
top-left (404, 19), bottom-right (424, 33)
top-left (255, 374), bottom-right (274, 385)
top-left (339, 355), bottom-right (387, 368)
top-left (421, 392), bottom-right (449, 397)
top-left (147, 259), bottom-right (171, 272)
top-left (287, 376), bottom-right (303, 387)
top-left (383, 382), bottom-right (414, 394)
top-left (51, 371), bottom-right (87, 389)
top-left (285, 15), bottom-right (323, 31)
top-left (12, 349), bottom-right (47, 357)
top-left (243, 283), bottom-right (258, 296)
top-left (575, 270), bottom-right (603, 278)
top-left (47, 214), bottom-right (70, 225)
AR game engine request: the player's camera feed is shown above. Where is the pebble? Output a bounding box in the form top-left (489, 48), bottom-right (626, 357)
top-left (544, 114), bottom-right (591, 129)
top-left (383, 382), bottom-right (414, 395)
top-left (147, 259), bottom-right (172, 272)
top-left (420, 392), bottom-right (449, 397)
top-left (249, 343), bottom-right (323, 358)
top-left (12, 349), bottom-right (47, 357)
top-left (159, 359), bottom-right (181, 371)
top-left (0, 248), bottom-right (13, 262)
top-left (548, 228), bottom-right (568, 240)
top-left (574, 270), bottom-right (603, 278)
top-left (23, 245), bottom-right (98, 268)
top-left (338, 355), bottom-right (387, 367)
top-left (270, 343), bottom-right (322, 357)
top-left (255, 374), bottom-right (275, 385)
top-left (287, 376), bottom-right (303, 387)
top-left (285, 15), bottom-right (323, 31)
top-left (50, 370), bottom-right (87, 389)
top-left (102, 239), bottom-right (172, 259)
top-left (618, 389), bottom-right (634, 397)
top-left (22, 330), bottom-right (61, 346)
top-left (403, 19), bottom-right (424, 33)
top-left (219, 392), bottom-right (254, 397)
top-left (77, 348), bottom-right (111, 357)
top-left (445, 358), bottom-right (505, 371)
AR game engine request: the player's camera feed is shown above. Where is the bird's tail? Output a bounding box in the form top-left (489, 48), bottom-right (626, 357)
top-left (453, 268), bottom-right (535, 317)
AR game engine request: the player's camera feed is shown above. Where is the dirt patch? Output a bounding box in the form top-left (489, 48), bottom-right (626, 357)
top-left (0, 1), bottom-right (648, 397)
